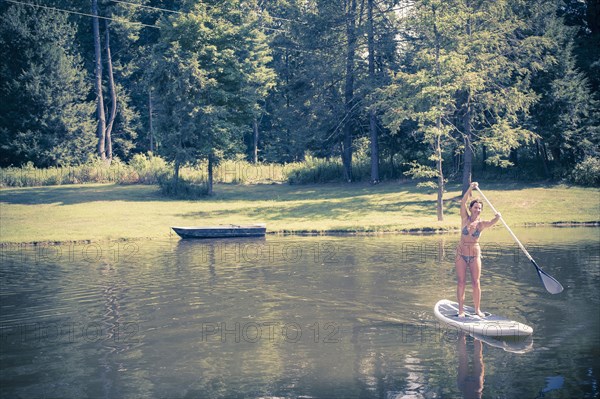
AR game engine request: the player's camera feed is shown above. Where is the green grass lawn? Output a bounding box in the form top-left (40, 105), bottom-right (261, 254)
top-left (0, 181), bottom-right (598, 243)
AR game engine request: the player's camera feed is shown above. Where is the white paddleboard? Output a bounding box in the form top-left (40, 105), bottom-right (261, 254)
top-left (434, 299), bottom-right (533, 337)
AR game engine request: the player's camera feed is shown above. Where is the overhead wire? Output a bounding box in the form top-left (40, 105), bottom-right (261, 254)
top-left (4, 0), bottom-right (410, 58)
top-left (108, 0), bottom-right (182, 14)
top-left (105, 0), bottom-right (302, 31)
top-left (3, 0), bottom-right (293, 33)
top-left (3, 0), bottom-right (160, 28)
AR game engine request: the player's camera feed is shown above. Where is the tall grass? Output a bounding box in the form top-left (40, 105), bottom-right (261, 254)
top-left (0, 154), bottom-right (408, 188)
top-left (0, 155), bottom-right (292, 188)
top-left (0, 155), bottom-right (170, 187)
top-left (6, 152), bottom-right (591, 189)
top-left (285, 154), bottom-right (410, 184)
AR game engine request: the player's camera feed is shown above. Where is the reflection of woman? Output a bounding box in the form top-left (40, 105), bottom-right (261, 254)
top-left (457, 332), bottom-right (484, 399)
top-left (456, 182), bottom-right (501, 317)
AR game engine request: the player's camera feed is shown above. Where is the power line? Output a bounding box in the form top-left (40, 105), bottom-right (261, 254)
top-left (109, 0), bottom-right (294, 32)
top-left (108, 0), bottom-right (181, 14)
top-left (4, 0), bottom-right (289, 34)
top-left (4, 0), bottom-right (160, 29)
top-left (108, 0), bottom-right (299, 23)
top-left (6, 0), bottom-right (409, 48)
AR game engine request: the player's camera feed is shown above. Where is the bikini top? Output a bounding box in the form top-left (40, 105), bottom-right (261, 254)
top-left (462, 217), bottom-right (481, 238)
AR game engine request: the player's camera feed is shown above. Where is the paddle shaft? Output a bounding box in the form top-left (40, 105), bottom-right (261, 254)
top-left (474, 187), bottom-right (535, 262)
top-left (474, 186), bottom-right (564, 294)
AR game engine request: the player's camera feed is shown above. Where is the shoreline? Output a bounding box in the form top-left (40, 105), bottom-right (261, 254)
top-left (1, 221), bottom-right (597, 247)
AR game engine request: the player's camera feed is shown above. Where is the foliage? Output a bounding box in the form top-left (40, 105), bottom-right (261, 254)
top-left (285, 152), bottom-right (385, 184)
top-left (402, 161), bottom-right (442, 189)
top-left (286, 156), bottom-right (348, 184)
top-left (0, 0), bottom-right (598, 187)
top-left (524, 2), bottom-right (600, 177)
top-left (126, 153), bottom-right (170, 184)
top-left (0, 155), bottom-right (291, 187)
top-left (0, 154), bottom-right (169, 187)
top-left (157, 175), bottom-right (209, 198)
top-left (0, 3), bottom-right (95, 167)
top-left (150, 0), bottom-right (274, 195)
top-left (569, 156), bottom-right (600, 187)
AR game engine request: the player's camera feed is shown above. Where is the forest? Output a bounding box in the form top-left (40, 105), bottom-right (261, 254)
top-left (1, 0), bottom-right (599, 197)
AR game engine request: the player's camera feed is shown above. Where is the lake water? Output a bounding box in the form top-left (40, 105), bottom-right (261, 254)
top-left (1, 227), bottom-right (598, 398)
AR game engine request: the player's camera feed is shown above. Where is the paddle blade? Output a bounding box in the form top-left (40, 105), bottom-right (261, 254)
top-left (532, 260), bottom-right (564, 294)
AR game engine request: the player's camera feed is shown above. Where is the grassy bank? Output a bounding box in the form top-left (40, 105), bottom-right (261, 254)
top-left (0, 181), bottom-right (598, 244)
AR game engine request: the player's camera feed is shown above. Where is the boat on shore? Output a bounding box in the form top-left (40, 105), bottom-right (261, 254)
top-left (171, 224), bottom-right (267, 239)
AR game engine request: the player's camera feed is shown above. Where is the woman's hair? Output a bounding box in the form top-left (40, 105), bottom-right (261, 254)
top-left (469, 199), bottom-right (483, 209)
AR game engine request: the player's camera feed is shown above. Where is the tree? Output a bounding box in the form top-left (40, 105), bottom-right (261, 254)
top-left (91, 0), bottom-right (108, 161)
top-left (452, 0), bottom-right (539, 192)
top-left (0, 3), bottom-right (95, 167)
top-left (90, 0), bottom-right (144, 163)
top-left (379, 0), bottom-right (462, 221)
top-left (151, 0), bottom-right (274, 194)
top-left (257, 0), bottom-right (350, 163)
top-left (526, 0), bottom-right (600, 176)
top-left (341, 0), bottom-right (358, 182)
top-left (367, 0), bottom-right (379, 184)
top-left (243, 4), bottom-right (276, 163)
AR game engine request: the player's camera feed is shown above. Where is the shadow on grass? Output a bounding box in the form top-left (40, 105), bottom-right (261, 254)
top-left (0, 181), bottom-right (555, 207)
top-left (180, 196), bottom-right (437, 222)
top-left (0, 184), bottom-right (165, 205)
top-left (0, 181), bottom-right (426, 205)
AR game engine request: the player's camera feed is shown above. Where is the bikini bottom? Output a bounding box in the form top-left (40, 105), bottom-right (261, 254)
top-left (460, 254), bottom-right (480, 264)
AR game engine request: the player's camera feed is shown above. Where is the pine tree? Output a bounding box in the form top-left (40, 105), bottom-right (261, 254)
top-left (0, 3), bottom-right (95, 167)
top-left (454, 0), bottom-right (538, 192)
top-left (526, 0), bottom-right (600, 176)
top-left (379, 0), bottom-right (463, 221)
top-left (150, 0), bottom-right (274, 194)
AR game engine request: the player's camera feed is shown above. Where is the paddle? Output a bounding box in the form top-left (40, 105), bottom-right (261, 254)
top-left (474, 186), bottom-right (564, 294)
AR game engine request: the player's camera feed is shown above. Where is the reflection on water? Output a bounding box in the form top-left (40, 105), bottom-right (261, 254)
top-left (0, 227), bottom-right (598, 398)
top-left (457, 332), bottom-right (484, 399)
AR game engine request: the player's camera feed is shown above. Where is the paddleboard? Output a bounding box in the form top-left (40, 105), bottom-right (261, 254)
top-left (434, 299), bottom-right (533, 337)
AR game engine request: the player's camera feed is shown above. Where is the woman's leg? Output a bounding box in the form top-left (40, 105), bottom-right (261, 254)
top-left (470, 256), bottom-right (485, 317)
top-left (455, 254), bottom-right (468, 317)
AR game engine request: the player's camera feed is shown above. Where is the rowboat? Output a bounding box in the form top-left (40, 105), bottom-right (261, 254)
top-left (171, 224), bottom-right (267, 239)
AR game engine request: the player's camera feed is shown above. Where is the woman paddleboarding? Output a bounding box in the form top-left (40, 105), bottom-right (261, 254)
top-left (456, 182), bottom-right (501, 318)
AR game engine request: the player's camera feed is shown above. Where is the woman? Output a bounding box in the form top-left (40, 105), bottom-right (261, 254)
top-left (456, 182), bottom-right (501, 318)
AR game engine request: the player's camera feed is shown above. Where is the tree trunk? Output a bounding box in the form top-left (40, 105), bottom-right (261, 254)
top-left (482, 145), bottom-right (487, 171)
top-left (588, 0), bottom-right (600, 34)
top-left (436, 137), bottom-right (444, 221)
top-left (342, 0), bottom-right (357, 183)
top-left (92, 0), bottom-right (106, 160)
top-left (369, 111), bottom-right (379, 183)
top-left (367, 0), bottom-right (379, 184)
top-left (462, 107), bottom-right (473, 195)
top-left (104, 19), bottom-right (117, 163)
top-left (207, 153), bottom-right (214, 196)
top-left (253, 118), bottom-right (259, 164)
top-left (433, 9), bottom-right (443, 221)
top-left (148, 89), bottom-right (154, 153)
top-left (461, 7), bottom-right (473, 195)
top-left (550, 146), bottom-right (561, 163)
top-left (509, 148), bottom-right (518, 166)
top-left (537, 138), bottom-right (550, 177)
